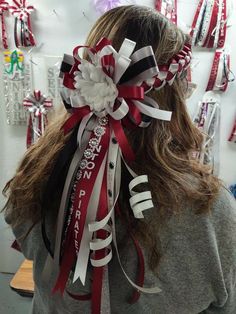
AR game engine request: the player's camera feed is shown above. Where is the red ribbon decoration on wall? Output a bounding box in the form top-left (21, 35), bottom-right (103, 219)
top-left (155, 0), bottom-right (177, 24)
top-left (190, 0), bottom-right (227, 49)
top-left (0, 0), bottom-right (8, 49)
top-left (9, 0), bottom-right (35, 47)
top-left (23, 90), bottom-right (53, 147)
top-left (206, 49), bottom-right (234, 93)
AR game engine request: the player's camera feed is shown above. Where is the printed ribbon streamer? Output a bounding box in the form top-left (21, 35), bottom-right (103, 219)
top-left (23, 90), bottom-right (53, 147)
top-left (0, 0), bottom-right (9, 49)
top-left (9, 0), bottom-right (35, 47)
top-left (40, 37), bottom-right (192, 314)
top-left (190, 0), bottom-right (227, 49)
top-left (206, 48), bottom-right (235, 92)
top-left (4, 50), bottom-right (24, 78)
top-left (228, 118), bottom-right (236, 143)
top-left (3, 49), bottom-right (29, 125)
top-left (193, 92), bottom-right (221, 175)
top-left (155, 0), bottom-right (177, 24)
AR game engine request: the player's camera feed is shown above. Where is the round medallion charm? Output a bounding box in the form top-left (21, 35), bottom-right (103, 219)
top-left (99, 116), bottom-right (108, 126)
top-left (80, 159), bottom-right (88, 169)
top-left (84, 148), bottom-right (94, 159)
top-left (89, 138), bottom-right (99, 148)
top-left (94, 126), bottom-right (106, 137)
top-left (76, 170), bottom-right (83, 181)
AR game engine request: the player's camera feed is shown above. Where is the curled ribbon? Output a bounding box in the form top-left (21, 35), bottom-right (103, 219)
top-left (9, 0), bottom-right (35, 47)
top-left (42, 37), bottom-right (180, 314)
top-left (23, 90), bottom-right (53, 148)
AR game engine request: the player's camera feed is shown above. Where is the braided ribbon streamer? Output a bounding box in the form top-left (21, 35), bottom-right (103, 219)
top-left (193, 92), bottom-right (221, 175)
top-left (40, 37), bottom-right (191, 314)
top-left (147, 43), bottom-right (192, 91)
top-left (9, 0), bottom-right (35, 47)
top-left (23, 90), bottom-right (53, 147)
top-left (0, 0), bottom-right (9, 49)
top-left (190, 0), bottom-right (227, 49)
top-left (206, 48), bottom-right (235, 93)
top-left (155, 0), bottom-right (177, 24)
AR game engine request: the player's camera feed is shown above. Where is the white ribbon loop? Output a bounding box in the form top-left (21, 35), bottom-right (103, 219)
top-left (90, 232), bottom-right (113, 251)
top-left (106, 98), bottom-right (129, 120)
top-left (134, 100), bottom-right (172, 122)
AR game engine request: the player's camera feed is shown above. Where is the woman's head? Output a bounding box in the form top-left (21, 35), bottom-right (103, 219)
top-left (85, 6), bottom-right (197, 158)
top-left (86, 5), bottom-right (186, 64)
top-left (3, 5), bottom-right (219, 270)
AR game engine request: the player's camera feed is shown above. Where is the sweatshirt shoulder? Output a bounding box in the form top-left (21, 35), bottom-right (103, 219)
top-left (210, 186), bottom-right (236, 228)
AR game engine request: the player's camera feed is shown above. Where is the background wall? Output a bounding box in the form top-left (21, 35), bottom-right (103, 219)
top-left (0, 0), bottom-right (235, 273)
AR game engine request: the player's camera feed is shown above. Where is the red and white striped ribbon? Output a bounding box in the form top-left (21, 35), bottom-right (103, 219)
top-left (9, 0), bottom-right (34, 20)
top-left (190, 0), bottom-right (227, 49)
top-left (0, 0), bottom-right (9, 49)
top-left (150, 43), bottom-right (191, 91)
top-left (155, 0), bottom-right (177, 24)
top-left (9, 0), bottom-right (35, 47)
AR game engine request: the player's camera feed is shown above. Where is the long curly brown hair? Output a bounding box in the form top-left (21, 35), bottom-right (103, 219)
top-left (3, 5), bottom-right (219, 272)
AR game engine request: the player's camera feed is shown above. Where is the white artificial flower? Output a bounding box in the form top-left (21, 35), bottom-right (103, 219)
top-left (74, 58), bottom-right (118, 112)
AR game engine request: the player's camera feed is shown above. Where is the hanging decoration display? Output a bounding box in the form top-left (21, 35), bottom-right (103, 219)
top-left (155, 0), bottom-right (177, 24)
top-left (228, 119), bottom-right (236, 143)
top-left (29, 55), bottom-right (63, 108)
top-left (3, 49), bottom-right (31, 125)
top-left (45, 56), bottom-right (62, 107)
top-left (40, 37), bottom-right (192, 313)
top-left (93, 0), bottom-right (122, 14)
top-left (0, 0), bottom-right (9, 49)
top-left (23, 90), bottom-right (53, 148)
top-left (9, 0), bottom-right (36, 48)
top-left (193, 92), bottom-right (221, 175)
top-left (190, 0), bottom-right (227, 49)
top-left (206, 49), bottom-right (235, 92)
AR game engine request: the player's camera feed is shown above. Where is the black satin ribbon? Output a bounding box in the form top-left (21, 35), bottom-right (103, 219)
top-left (13, 17), bottom-right (18, 47)
top-left (119, 55), bottom-right (157, 84)
top-left (41, 125), bottom-right (79, 257)
top-left (59, 54), bottom-right (74, 79)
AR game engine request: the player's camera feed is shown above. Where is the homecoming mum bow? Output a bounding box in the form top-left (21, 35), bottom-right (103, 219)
top-left (41, 37), bottom-right (191, 314)
top-left (23, 90), bottom-right (53, 147)
top-left (9, 0), bottom-right (35, 47)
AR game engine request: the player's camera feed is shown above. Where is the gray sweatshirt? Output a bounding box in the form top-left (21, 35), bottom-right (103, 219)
top-left (5, 187), bottom-right (236, 314)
